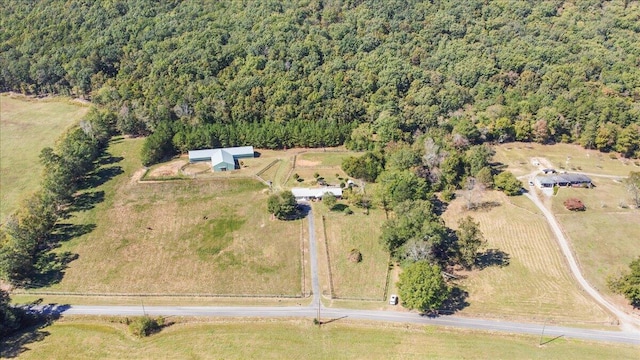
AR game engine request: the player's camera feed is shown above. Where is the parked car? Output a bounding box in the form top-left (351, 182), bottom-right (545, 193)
top-left (389, 294), bottom-right (398, 305)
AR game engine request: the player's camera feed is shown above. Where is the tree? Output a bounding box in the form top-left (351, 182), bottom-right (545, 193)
top-left (608, 257), bottom-right (640, 308)
top-left (377, 170), bottom-right (429, 207)
top-left (397, 261), bottom-right (449, 312)
top-left (267, 191), bottom-right (298, 220)
top-left (342, 152), bottom-right (385, 182)
top-left (455, 216), bottom-right (486, 269)
top-left (494, 171), bottom-right (523, 196)
top-left (475, 167), bottom-right (494, 189)
top-left (323, 193), bottom-right (337, 210)
top-left (627, 172), bottom-right (640, 209)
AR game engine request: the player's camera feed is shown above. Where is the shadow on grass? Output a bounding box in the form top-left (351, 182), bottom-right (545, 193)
top-left (28, 252), bottom-right (80, 288)
top-left (329, 203), bottom-right (349, 212)
top-left (475, 249), bottom-right (510, 269)
top-left (438, 287), bottom-right (470, 315)
top-left (0, 303), bottom-right (70, 358)
top-left (78, 165), bottom-right (124, 190)
top-left (69, 191), bottom-right (105, 212)
top-left (48, 223), bottom-right (96, 244)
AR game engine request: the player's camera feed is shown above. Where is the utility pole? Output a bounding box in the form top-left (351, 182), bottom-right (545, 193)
top-left (539, 318), bottom-right (547, 346)
top-left (317, 300), bottom-right (321, 326)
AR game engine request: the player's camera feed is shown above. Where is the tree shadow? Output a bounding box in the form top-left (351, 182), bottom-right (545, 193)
top-left (69, 191), bottom-right (105, 212)
top-left (438, 287), bottom-right (470, 315)
top-left (468, 201), bottom-right (502, 212)
top-left (0, 303), bottom-right (69, 358)
top-left (475, 249), bottom-right (510, 269)
top-left (432, 196), bottom-right (448, 216)
top-left (98, 154), bottom-right (124, 166)
top-left (47, 223), bottom-right (96, 244)
top-left (330, 203), bottom-right (348, 212)
top-left (28, 251), bottom-right (79, 288)
top-left (282, 203), bottom-right (310, 221)
top-left (78, 165), bottom-right (123, 190)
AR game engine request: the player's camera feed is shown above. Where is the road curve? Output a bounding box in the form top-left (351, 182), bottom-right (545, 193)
top-left (36, 304), bottom-right (640, 345)
top-left (524, 187), bottom-right (640, 332)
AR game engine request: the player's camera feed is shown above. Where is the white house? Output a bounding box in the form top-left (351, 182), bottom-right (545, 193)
top-left (291, 187), bottom-right (343, 200)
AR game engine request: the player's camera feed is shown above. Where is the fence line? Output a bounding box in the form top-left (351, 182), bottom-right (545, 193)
top-left (11, 291), bottom-right (307, 299)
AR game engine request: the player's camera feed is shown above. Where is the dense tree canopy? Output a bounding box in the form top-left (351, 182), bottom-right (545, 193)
top-left (397, 261), bottom-right (449, 312)
top-left (2, 0), bottom-right (639, 164)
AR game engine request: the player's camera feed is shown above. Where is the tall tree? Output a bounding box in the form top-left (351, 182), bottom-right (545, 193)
top-left (455, 216), bottom-right (486, 269)
top-left (397, 261), bottom-right (449, 312)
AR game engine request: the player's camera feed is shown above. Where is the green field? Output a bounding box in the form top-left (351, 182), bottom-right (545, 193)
top-left (36, 137), bottom-right (303, 295)
top-left (3, 317), bottom-right (636, 359)
top-left (0, 95), bottom-right (89, 222)
top-left (317, 205), bottom-right (389, 300)
top-left (552, 181), bottom-right (640, 299)
top-left (441, 190), bottom-right (612, 325)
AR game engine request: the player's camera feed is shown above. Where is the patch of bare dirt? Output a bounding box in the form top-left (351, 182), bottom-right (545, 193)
top-left (296, 159), bottom-right (321, 167)
top-left (148, 160), bottom-right (187, 177)
top-left (130, 168), bottom-right (146, 185)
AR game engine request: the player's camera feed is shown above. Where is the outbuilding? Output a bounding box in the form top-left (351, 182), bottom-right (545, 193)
top-left (188, 146), bottom-right (255, 172)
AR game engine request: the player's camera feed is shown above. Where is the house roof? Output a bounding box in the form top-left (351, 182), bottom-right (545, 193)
top-left (536, 173), bottom-right (592, 185)
top-left (291, 187), bottom-right (343, 198)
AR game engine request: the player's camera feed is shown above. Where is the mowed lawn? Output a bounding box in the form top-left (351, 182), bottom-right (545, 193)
top-left (493, 142), bottom-right (637, 177)
top-left (442, 191), bottom-right (611, 325)
top-left (552, 181), bottom-right (640, 299)
top-left (5, 317), bottom-right (638, 360)
top-left (0, 95), bottom-right (89, 222)
top-left (46, 137), bottom-right (302, 295)
top-left (317, 205), bottom-right (389, 300)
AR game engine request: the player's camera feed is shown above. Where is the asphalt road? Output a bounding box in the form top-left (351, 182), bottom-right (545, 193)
top-left (37, 304), bottom-right (640, 345)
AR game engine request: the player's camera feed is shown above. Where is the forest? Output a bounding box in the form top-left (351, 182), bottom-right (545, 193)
top-left (1, 0), bottom-right (639, 162)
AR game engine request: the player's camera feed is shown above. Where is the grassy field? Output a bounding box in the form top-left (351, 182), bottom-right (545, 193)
top-left (441, 190), bottom-right (612, 325)
top-left (551, 181), bottom-right (640, 301)
top-left (286, 150), bottom-right (358, 188)
top-left (493, 142), bottom-right (637, 177)
top-left (316, 204), bottom-right (389, 300)
top-left (39, 137), bottom-right (303, 295)
top-left (3, 317), bottom-right (636, 359)
top-left (0, 94), bottom-right (89, 222)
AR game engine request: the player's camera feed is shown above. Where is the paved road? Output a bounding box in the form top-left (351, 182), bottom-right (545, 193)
top-left (523, 184), bottom-right (640, 333)
top-left (36, 304), bottom-right (640, 345)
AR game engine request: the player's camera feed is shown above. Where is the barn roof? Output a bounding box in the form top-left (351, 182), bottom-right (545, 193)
top-left (188, 146), bottom-right (254, 162)
top-left (211, 149), bottom-right (235, 166)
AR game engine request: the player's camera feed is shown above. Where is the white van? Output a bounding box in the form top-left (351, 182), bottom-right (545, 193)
top-left (389, 294), bottom-right (398, 305)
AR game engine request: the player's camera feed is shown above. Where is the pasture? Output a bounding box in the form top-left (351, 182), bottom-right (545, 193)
top-left (0, 94), bottom-right (89, 222)
top-left (493, 142), bottom-right (636, 177)
top-left (441, 190), bottom-right (612, 325)
top-left (41, 137), bottom-right (303, 295)
top-left (4, 317), bottom-right (637, 359)
top-left (316, 205), bottom-right (390, 300)
top-left (552, 180), bottom-right (640, 303)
